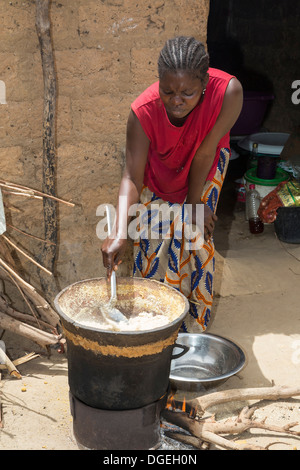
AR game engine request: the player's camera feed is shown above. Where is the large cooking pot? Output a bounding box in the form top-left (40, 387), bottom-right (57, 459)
top-left (54, 277), bottom-right (189, 410)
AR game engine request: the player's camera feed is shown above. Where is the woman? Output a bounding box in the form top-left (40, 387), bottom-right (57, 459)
top-left (101, 36), bottom-right (243, 332)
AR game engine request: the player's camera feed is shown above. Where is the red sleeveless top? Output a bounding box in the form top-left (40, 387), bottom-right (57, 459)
top-left (131, 68), bottom-right (234, 204)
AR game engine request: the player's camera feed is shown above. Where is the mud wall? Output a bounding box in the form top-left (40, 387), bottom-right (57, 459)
top-left (0, 0), bottom-right (210, 299)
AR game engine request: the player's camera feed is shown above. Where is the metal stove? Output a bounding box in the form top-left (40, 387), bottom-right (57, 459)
top-left (70, 391), bottom-right (168, 450)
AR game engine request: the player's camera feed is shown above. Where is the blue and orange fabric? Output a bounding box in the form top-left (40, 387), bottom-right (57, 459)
top-left (133, 148), bottom-right (230, 332)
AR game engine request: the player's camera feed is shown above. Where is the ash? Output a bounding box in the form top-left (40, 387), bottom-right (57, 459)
top-left (157, 422), bottom-right (198, 450)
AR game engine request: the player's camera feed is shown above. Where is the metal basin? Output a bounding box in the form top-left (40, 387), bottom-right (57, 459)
top-left (170, 333), bottom-right (246, 391)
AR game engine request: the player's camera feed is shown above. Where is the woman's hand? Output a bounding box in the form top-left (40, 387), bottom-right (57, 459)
top-left (101, 236), bottom-right (127, 279)
top-left (189, 202), bottom-right (218, 241)
top-left (203, 204), bottom-right (218, 241)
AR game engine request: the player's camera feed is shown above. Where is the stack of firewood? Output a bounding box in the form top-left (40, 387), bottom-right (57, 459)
top-left (163, 385), bottom-right (300, 450)
top-left (0, 180), bottom-right (74, 378)
top-left (0, 1), bottom-right (70, 380)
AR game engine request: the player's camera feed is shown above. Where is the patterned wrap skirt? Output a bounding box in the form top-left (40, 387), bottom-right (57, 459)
top-left (133, 148), bottom-right (230, 333)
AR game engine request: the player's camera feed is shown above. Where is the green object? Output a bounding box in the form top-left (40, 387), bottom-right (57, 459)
top-left (244, 167), bottom-right (289, 186)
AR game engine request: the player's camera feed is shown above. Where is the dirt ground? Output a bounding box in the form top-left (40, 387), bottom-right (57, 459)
top-left (0, 159), bottom-right (300, 451)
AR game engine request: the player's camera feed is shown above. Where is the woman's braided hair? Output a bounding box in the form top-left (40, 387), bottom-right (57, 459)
top-left (158, 36), bottom-right (209, 82)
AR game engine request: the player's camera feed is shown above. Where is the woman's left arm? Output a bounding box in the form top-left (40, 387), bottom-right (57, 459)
top-left (186, 77), bottom-right (243, 238)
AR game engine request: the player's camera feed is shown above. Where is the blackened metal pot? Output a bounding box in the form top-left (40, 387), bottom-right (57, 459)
top-left (54, 277), bottom-right (189, 410)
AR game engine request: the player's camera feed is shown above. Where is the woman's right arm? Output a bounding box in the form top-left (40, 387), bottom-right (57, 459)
top-left (101, 109), bottom-right (150, 278)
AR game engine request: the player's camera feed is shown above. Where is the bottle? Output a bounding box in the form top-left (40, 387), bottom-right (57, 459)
top-left (247, 142), bottom-right (258, 169)
top-left (246, 184), bottom-right (264, 234)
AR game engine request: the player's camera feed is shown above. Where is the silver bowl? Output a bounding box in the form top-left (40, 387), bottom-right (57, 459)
top-left (170, 333), bottom-right (246, 391)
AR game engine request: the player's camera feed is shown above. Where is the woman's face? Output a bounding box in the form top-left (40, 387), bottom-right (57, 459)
top-left (159, 70), bottom-right (207, 123)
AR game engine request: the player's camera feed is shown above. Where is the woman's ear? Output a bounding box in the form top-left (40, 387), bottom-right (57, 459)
top-left (202, 73), bottom-right (209, 88)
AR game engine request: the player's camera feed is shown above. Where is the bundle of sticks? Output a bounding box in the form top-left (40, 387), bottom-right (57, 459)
top-left (0, 179), bottom-right (74, 378)
top-left (163, 385), bottom-right (300, 450)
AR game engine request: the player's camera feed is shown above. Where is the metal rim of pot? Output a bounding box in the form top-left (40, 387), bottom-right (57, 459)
top-left (54, 277), bottom-right (190, 337)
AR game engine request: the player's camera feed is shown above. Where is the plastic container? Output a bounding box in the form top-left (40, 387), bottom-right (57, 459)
top-left (257, 155), bottom-right (278, 179)
top-left (244, 167), bottom-right (289, 200)
top-left (245, 184), bottom-right (260, 220)
top-left (235, 178), bottom-right (246, 202)
top-left (238, 132), bottom-right (290, 155)
top-left (247, 142), bottom-right (259, 170)
top-left (274, 207), bottom-right (300, 244)
top-left (230, 92), bottom-right (274, 136)
top-left (239, 132), bottom-right (290, 180)
top-left (246, 184), bottom-right (264, 233)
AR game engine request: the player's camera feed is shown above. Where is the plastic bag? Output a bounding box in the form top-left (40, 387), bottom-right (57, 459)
top-left (258, 179), bottom-right (300, 223)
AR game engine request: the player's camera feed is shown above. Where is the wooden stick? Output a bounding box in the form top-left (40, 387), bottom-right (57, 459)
top-left (188, 385), bottom-right (300, 413)
top-left (0, 257), bottom-right (36, 291)
top-left (0, 296), bottom-right (53, 330)
top-left (12, 352), bottom-right (40, 366)
top-left (2, 190), bottom-right (43, 200)
top-left (163, 386), bottom-right (300, 450)
top-left (164, 430), bottom-right (205, 449)
top-left (0, 257), bottom-right (59, 326)
top-left (0, 345), bottom-right (22, 379)
top-left (3, 200), bottom-right (22, 213)
top-left (0, 352), bottom-right (39, 370)
top-left (7, 224), bottom-right (56, 245)
top-left (0, 183), bottom-right (36, 195)
top-left (0, 403), bottom-right (3, 428)
top-left (35, 0), bottom-right (58, 297)
top-left (0, 266), bottom-right (43, 329)
top-left (2, 235), bottom-right (52, 275)
top-left (199, 429), bottom-right (265, 451)
top-left (0, 311), bottom-right (62, 347)
top-left (0, 236), bottom-right (18, 268)
top-left (163, 409), bottom-right (269, 450)
top-left (0, 180), bottom-right (75, 207)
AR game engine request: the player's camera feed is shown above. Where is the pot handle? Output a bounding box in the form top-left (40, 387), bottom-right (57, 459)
top-left (171, 342), bottom-right (189, 360)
